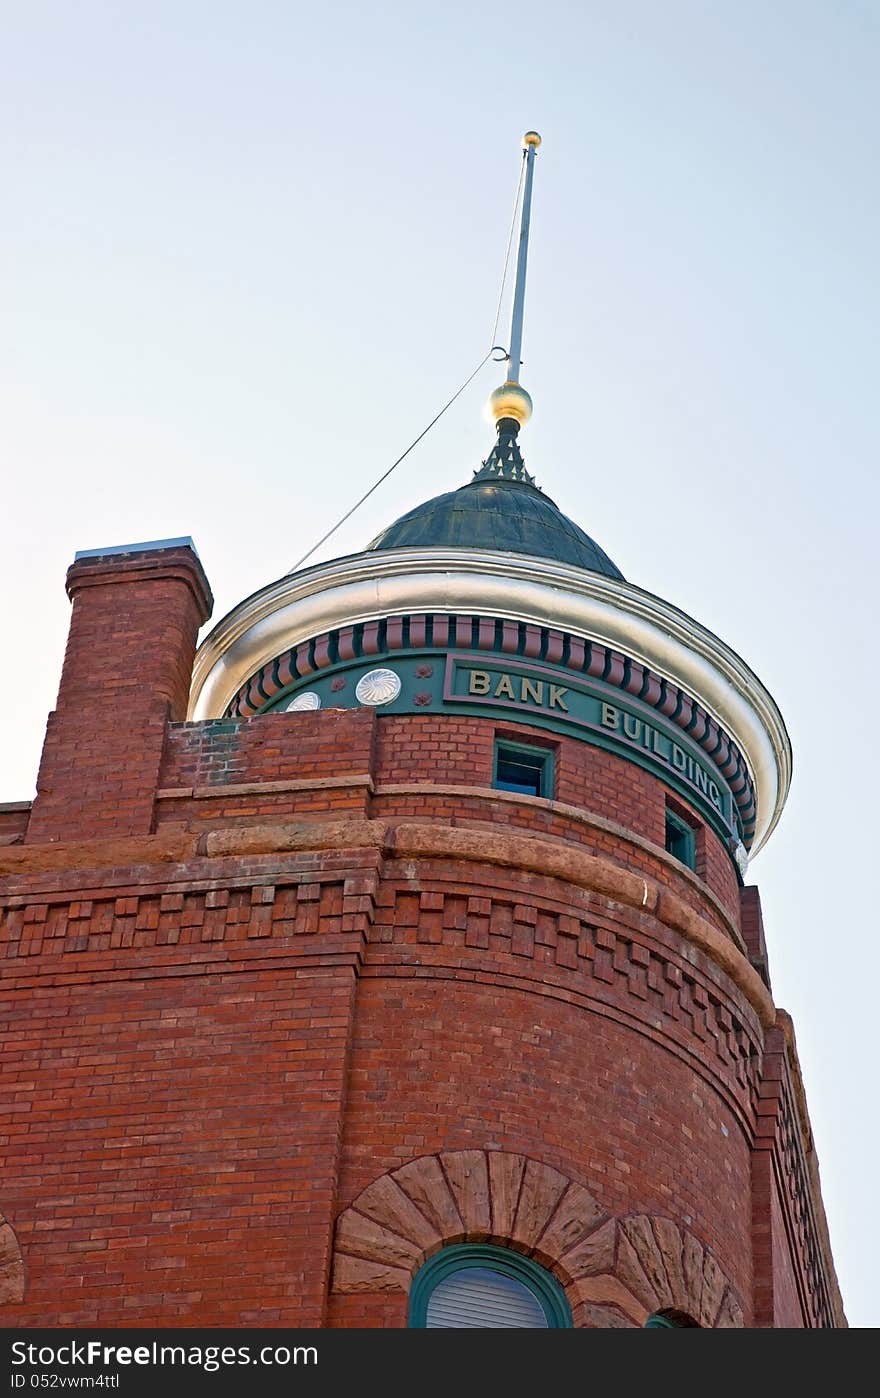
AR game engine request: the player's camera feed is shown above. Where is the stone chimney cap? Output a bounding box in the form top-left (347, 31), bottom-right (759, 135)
top-left (74, 536), bottom-right (201, 562)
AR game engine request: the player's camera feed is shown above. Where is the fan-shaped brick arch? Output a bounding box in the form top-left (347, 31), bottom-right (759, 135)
top-left (0, 1214), bottom-right (24, 1306)
top-left (331, 1150), bottom-right (744, 1328)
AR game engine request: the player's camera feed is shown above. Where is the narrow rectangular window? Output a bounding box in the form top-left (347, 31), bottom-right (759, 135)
top-left (493, 740), bottom-right (553, 799)
top-left (665, 805), bottom-right (696, 870)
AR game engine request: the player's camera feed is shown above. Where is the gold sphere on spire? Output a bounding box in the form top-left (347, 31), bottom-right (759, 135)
top-left (523, 131), bottom-right (542, 148)
top-left (487, 380), bottom-right (533, 427)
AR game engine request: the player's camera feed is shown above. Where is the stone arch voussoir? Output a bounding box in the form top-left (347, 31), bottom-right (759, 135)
top-left (330, 1153), bottom-right (743, 1328)
top-left (578, 1214), bottom-right (745, 1328)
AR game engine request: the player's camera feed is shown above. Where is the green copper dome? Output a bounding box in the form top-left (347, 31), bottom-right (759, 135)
top-left (367, 419), bottom-right (625, 581)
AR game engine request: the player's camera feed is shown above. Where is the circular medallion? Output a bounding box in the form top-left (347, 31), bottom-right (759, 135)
top-left (355, 668), bottom-right (401, 706)
top-left (283, 691), bottom-right (322, 712)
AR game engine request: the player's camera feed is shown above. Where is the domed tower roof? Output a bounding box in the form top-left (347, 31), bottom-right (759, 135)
top-left (367, 419), bottom-right (625, 581)
top-left (187, 130), bottom-right (792, 861)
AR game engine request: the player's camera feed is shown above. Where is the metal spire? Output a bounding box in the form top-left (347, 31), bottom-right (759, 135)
top-left (508, 131), bottom-right (541, 386)
top-left (487, 131), bottom-right (541, 433)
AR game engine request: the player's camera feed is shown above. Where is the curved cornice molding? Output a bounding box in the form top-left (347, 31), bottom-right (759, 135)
top-left (189, 548), bottom-right (791, 855)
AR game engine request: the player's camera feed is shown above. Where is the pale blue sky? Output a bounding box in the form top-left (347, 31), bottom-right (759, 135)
top-left (1, 1), bottom-right (877, 1325)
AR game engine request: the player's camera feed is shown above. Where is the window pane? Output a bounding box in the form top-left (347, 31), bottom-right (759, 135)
top-left (495, 747), bottom-right (545, 797)
top-left (665, 810), bottom-right (695, 869)
top-left (426, 1266), bottom-right (549, 1328)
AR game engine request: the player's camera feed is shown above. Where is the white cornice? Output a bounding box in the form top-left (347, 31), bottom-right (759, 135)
top-left (189, 548), bottom-right (791, 855)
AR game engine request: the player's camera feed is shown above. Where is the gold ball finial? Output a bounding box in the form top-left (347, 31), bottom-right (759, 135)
top-left (487, 381), bottom-right (533, 428)
top-left (523, 131), bottom-right (542, 148)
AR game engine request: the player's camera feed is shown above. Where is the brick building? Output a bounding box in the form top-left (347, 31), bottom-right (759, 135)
top-left (0, 392), bottom-right (844, 1326)
top-left (0, 131), bottom-right (845, 1326)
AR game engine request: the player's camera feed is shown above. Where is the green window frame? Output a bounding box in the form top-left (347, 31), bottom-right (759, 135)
top-left (665, 805), bottom-right (696, 870)
top-left (408, 1243), bottom-right (572, 1328)
top-left (493, 738), bottom-right (555, 799)
top-left (645, 1309), bottom-right (700, 1328)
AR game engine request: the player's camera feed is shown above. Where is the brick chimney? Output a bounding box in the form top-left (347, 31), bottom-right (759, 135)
top-left (26, 539), bottom-right (213, 843)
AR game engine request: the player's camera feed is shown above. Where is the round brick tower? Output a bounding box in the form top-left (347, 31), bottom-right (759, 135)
top-left (183, 372), bottom-right (837, 1325)
top-left (0, 135), bottom-right (843, 1330)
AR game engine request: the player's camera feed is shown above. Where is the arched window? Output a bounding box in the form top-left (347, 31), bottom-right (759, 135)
top-left (644, 1309), bottom-right (700, 1328)
top-left (408, 1244), bottom-right (572, 1329)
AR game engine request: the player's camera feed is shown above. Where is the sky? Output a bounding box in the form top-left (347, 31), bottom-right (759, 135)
top-left (1, 0), bottom-right (877, 1326)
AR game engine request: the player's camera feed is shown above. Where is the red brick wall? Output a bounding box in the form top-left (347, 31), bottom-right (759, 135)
top-left (769, 1175), bottom-right (805, 1327)
top-left (331, 975), bottom-right (754, 1313)
top-left (154, 712), bottom-right (741, 930)
top-left (0, 805), bottom-right (30, 844)
top-left (752, 1148), bottom-right (806, 1327)
top-left (158, 709), bottom-right (376, 793)
top-left (0, 868), bottom-right (371, 1326)
top-left (376, 715), bottom-right (739, 920)
top-left (0, 835), bottom-right (761, 1327)
top-left (374, 715), bottom-right (664, 842)
top-left (750, 1025), bottom-right (836, 1327)
top-left (327, 1292), bottom-right (406, 1328)
top-left (740, 886), bottom-right (771, 988)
